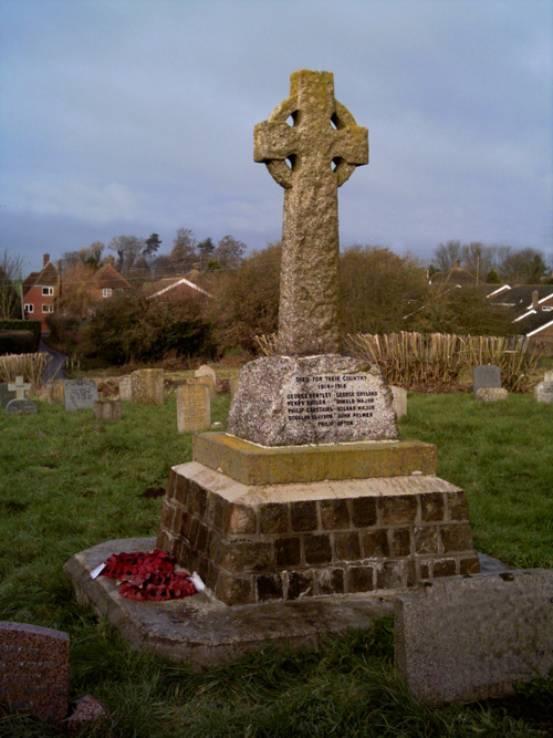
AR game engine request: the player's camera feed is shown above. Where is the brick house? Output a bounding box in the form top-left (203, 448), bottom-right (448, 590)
top-left (87, 263), bottom-right (132, 304)
top-left (22, 254), bottom-right (60, 333)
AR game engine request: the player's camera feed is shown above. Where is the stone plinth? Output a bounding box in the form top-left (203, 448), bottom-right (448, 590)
top-left (193, 433), bottom-right (436, 486)
top-left (228, 354), bottom-right (397, 446)
top-left (157, 459), bottom-right (479, 606)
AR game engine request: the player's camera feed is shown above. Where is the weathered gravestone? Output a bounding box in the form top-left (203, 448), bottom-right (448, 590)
top-left (0, 621), bottom-right (69, 722)
top-left (535, 370), bottom-right (553, 404)
top-left (64, 379), bottom-right (98, 411)
top-left (176, 383), bottom-right (210, 432)
top-left (473, 365), bottom-right (501, 393)
top-left (194, 365), bottom-right (216, 398)
top-left (118, 375), bottom-right (133, 401)
top-left (130, 368), bottom-right (164, 405)
top-left (0, 382), bottom-right (15, 408)
top-left (395, 570), bottom-right (553, 704)
top-left (156, 70), bottom-right (479, 606)
top-left (391, 385), bottom-right (407, 419)
top-left (5, 375), bottom-right (37, 415)
top-left (94, 398), bottom-right (122, 422)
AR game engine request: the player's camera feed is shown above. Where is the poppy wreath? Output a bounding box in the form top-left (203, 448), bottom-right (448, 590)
top-left (101, 549), bottom-right (197, 601)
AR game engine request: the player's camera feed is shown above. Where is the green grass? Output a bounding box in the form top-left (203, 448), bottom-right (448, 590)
top-left (0, 393), bottom-right (552, 737)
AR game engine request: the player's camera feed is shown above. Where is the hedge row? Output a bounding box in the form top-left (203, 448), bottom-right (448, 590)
top-left (0, 320), bottom-right (41, 354)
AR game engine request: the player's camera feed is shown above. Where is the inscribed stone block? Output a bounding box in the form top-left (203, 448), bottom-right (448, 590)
top-left (473, 365), bottom-right (501, 393)
top-left (394, 570), bottom-right (553, 704)
top-left (475, 387), bottom-right (508, 402)
top-left (176, 383), bottom-right (210, 433)
top-left (130, 369), bottom-right (164, 405)
top-left (0, 621), bottom-right (69, 722)
top-left (64, 379), bottom-right (98, 411)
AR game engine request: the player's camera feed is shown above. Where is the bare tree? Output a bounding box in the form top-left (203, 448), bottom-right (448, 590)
top-left (0, 250), bottom-right (23, 319)
top-left (108, 235), bottom-right (145, 275)
top-left (433, 241), bottom-right (463, 273)
top-left (214, 235), bottom-right (247, 270)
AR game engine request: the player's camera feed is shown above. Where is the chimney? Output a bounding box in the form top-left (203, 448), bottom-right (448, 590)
top-left (531, 290), bottom-right (540, 311)
top-left (43, 253), bottom-right (50, 267)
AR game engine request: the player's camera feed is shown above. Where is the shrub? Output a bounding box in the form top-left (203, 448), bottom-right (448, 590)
top-left (0, 319), bottom-right (41, 354)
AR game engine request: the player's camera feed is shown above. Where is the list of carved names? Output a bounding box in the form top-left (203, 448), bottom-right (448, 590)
top-left (286, 373), bottom-right (378, 428)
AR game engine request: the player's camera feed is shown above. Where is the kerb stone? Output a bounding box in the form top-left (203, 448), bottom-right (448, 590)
top-left (0, 621), bottom-right (69, 722)
top-left (394, 570), bottom-right (553, 704)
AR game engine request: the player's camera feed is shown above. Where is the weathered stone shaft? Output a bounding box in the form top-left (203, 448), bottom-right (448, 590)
top-left (254, 69), bottom-right (368, 356)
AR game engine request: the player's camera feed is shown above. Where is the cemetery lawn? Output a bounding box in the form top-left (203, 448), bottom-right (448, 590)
top-left (0, 393), bottom-right (552, 738)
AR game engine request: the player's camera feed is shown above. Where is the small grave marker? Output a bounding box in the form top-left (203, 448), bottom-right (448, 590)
top-left (535, 371), bottom-right (553, 404)
top-left (64, 378), bottom-right (98, 411)
top-left (8, 375), bottom-right (31, 401)
top-left (391, 385), bottom-right (407, 419)
top-left (394, 570), bottom-right (553, 704)
top-left (473, 365), bottom-right (501, 394)
top-left (94, 398), bottom-right (122, 422)
top-left (177, 383), bottom-right (211, 432)
top-left (118, 375), bottom-right (133, 401)
top-left (6, 398), bottom-right (38, 415)
top-left (0, 621), bottom-right (70, 722)
top-left (194, 365), bottom-right (216, 398)
top-left (0, 382), bottom-right (16, 408)
top-left (130, 369), bottom-right (164, 405)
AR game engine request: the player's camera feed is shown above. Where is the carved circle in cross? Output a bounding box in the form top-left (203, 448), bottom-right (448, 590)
top-left (263, 95), bottom-right (360, 189)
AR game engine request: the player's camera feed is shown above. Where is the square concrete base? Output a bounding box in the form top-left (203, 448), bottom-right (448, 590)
top-left (64, 537), bottom-right (394, 667)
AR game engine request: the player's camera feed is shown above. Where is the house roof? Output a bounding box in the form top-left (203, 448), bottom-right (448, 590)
top-left (23, 261), bottom-right (59, 293)
top-left (488, 284), bottom-right (553, 308)
top-left (90, 263), bottom-right (131, 290)
top-left (430, 265), bottom-right (475, 287)
top-left (512, 309), bottom-right (553, 336)
top-left (147, 276), bottom-right (211, 300)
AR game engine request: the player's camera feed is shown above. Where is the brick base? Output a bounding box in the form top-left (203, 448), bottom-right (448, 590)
top-left (157, 462), bottom-right (480, 605)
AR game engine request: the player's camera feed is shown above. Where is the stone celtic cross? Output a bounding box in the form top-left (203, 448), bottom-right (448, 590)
top-left (254, 69), bottom-right (368, 356)
top-left (8, 375), bottom-right (31, 401)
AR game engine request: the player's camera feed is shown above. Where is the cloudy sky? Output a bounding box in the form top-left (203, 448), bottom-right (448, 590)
top-left (1, 0), bottom-right (552, 272)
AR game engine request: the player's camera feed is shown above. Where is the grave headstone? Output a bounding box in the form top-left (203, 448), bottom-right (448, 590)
top-left (0, 621), bottom-right (69, 722)
top-left (194, 365), bottom-right (216, 398)
top-left (6, 398), bottom-right (37, 415)
top-left (94, 398), bottom-right (122, 422)
top-left (8, 375), bottom-right (31, 401)
top-left (176, 383), bottom-right (211, 432)
top-left (118, 375), bottom-right (133, 401)
top-left (535, 370), bottom-right (553, 405)
top-left (0, 383), bottom-right (16, 408)
top-left (130, 368), bottom-right (164, 405)
top-left (391, 385), bottom-right (407, 419)
top-left (473, 365), bottom-right (501, 394)
top-left (395, 570), bottom-right (553, 704)
top-left (64, 379), bottom-right (98, 411)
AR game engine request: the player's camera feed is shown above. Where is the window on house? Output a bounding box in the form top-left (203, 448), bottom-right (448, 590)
top-left (24, 303), bottom-right (34, 313)
top-left (42, 286), bottom-right (54, 296)
top-left (42, 304), bottom-right (54, 314)
top-left (102, 288), bottom-right (113, 298)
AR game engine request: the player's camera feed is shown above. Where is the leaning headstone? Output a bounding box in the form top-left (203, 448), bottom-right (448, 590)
top-left (0, 621), bottom-right (69, 722)
top-left (130, 369), bottom-right (164, 405)
top-left (0, 383), bottom-right (16, 408)
top-left (394, 570), bottom-right (553, 704)
top-left (535, 370), bottom-right (553, 405)
top-left (94, 398), bottom-right (122, 422)
top-left (391, 385), bottom-right (407, 419)
top-left (176, 383), bottom-right (210, 432)
top-left (64, 379), bottom-right (98, 411)
top-left (475, 387), bottom-right (508, 402)
top-left (473, 365), bottom-right (501, 394)
top-left (194, 365), bottom-right (216, 398)
top-left (118, 375), bottom-right (133, 401)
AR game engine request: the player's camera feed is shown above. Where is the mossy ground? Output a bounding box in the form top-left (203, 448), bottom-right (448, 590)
top-left (0, 392), bottom-right (552, 737)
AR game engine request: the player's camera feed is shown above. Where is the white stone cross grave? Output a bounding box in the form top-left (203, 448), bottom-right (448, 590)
top-left (8, 375), bottom-right (31, 401)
